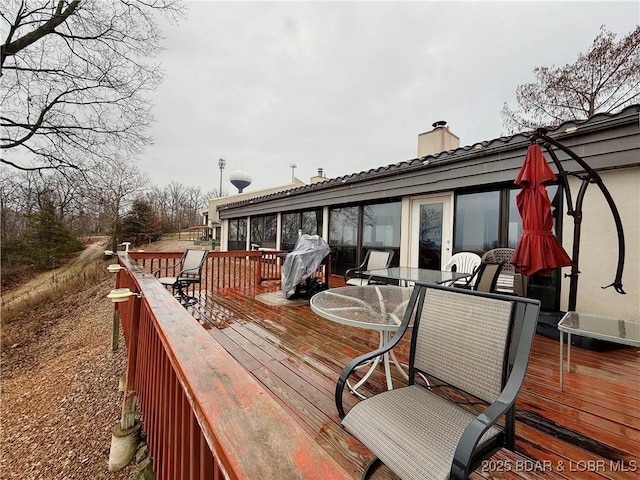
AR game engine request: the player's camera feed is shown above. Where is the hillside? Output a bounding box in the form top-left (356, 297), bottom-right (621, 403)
top-left (0, 239), bottom-right (192, 479)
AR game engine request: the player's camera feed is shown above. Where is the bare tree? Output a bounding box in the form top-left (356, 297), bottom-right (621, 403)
top-left (502, 25), bottom-right (640, 133)
top-left (0, 169), bottom-right (23, 240)
top-left (185, 185), bottom-right (207, 225)
top-left (1, 0), bottom-right (184, 172)
top-left (86, 159), bottom-right (149, 250)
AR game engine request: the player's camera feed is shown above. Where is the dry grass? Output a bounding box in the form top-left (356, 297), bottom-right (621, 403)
top-left (0, 238), bottom-right (196, 480)
top-left (0, 242), bottom-right (134, 480)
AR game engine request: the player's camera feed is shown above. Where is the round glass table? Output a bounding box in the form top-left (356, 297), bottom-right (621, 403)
top-left (310, 285), bottom-right (413, 398)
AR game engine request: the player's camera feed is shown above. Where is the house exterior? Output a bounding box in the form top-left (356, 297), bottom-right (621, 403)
top-left (204, 178), bottom-right (306, 248)
top-left (210, 105), bottom-right (639, 319)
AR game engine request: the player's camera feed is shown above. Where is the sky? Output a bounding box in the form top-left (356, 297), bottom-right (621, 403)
top-left (136, 1), bottom-right (640, 195)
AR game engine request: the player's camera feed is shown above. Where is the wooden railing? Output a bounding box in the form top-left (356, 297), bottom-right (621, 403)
top-left (113, 252), bottom-right (352, 480)
top-left (259, 250), bottom-right (287, 281)
top-left (130, 250), bottom-right (330, 291)
top-left (131, 250), bottom-right (263, 292)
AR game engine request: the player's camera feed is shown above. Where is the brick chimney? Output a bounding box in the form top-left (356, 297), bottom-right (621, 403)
top-left (417, 121), bottom-right (460, 157)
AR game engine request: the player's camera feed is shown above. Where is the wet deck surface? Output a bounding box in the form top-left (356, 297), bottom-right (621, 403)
top-left (187, 278), bottom-right (639, 479)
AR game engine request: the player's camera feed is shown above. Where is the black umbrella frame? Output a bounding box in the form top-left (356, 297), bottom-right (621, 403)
top-left (530, 128), bottom-right (626, 312)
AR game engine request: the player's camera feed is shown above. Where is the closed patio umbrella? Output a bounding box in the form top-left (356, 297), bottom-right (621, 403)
top-left (511, 143), bottom-right (572, 276)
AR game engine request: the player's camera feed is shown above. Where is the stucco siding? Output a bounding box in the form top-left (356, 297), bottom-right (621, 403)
top-left (561, 167), bottom-right (639, 319)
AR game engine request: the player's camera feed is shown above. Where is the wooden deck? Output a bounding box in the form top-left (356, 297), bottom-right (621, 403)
top-left (186, 277), bottom-right (639, 480)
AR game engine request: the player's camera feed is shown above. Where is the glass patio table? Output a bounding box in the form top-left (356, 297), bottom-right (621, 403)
top-left (310, 285), bottom-right (413, 398)
top-left (558, 311), bottom-right (640, 391)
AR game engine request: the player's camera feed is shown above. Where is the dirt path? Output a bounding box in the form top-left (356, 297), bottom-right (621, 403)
top-left (0, 239), bottom-right (193, 479)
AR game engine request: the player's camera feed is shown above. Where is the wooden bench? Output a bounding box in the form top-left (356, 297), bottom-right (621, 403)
top-left (335, 284), bottom-right (540, 479)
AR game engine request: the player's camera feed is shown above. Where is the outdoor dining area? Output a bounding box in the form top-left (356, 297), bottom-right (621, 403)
top-left (107, 244), bottom-right (639, 480)
top-left (105, 131), bottom-right (638, 479)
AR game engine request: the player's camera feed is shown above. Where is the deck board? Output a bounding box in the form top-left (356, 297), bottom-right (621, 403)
top-left (188, 279), bottom-right (639, 479)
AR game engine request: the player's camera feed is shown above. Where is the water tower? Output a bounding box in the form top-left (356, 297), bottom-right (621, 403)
top-left (230, 170), bottom-right (252, 193)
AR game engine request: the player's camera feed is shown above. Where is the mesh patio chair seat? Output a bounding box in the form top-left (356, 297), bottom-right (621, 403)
top-left (482, 248), bottom-right (529, 296)
top-left (335, 284), bottom-right (540, 480)
top-left (154, 249), bottom-right (209, 305)
top-left (344, 249), bottom-right (394, 286)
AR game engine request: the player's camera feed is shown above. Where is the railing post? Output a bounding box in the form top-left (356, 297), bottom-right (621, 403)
top-left (121, 292), bottom-right (141, 430)
top-left (256, 252), bottom-right (263, 285)
top-left (108, 290), bottom-right (142, 472)
top-left (112, 306), bottom-right (120, 351)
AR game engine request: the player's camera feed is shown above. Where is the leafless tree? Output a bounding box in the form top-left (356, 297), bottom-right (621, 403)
top-left (85, 159), bottom-right (149, 250)
top-left (1, 0), bottom-right (184, 172)
top-left (0, 169), bottom-right (24, 239)
top-left (502, 25), bottom-right (640, 133)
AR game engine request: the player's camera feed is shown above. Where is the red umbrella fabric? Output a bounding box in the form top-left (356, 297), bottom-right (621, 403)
top-left (511, 144), bottom-right (573, 276)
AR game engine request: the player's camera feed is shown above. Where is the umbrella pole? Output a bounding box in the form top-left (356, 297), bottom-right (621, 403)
top-left (566, 179), bottom-right (590, 312)
top-left (533, 129), bottom-right (626, 312)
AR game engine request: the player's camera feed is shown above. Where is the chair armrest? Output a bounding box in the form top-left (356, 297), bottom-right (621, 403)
top-left (153, 259), bottom-right (182, 276)
top-left (343, 266), bottom-right (362, 283)
top-left (335, 286), bottom-right (423, 418)
top-left (344, 254), bottom-right (371, 283)
top-left (450, 301), bottom-right (539, 479)
top-left (449, 388), bottom-right (515, 479)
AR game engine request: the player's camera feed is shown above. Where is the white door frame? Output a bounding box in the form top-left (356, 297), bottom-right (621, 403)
top-left (406, 194), bottom-right (454, 269)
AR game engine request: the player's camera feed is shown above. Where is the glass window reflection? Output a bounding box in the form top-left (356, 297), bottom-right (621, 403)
top-left (455, 191), bottom-right (500, 253)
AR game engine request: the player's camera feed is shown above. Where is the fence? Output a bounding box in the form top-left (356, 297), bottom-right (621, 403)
top-left (130, 249), bottom-right (329, 292)
top-left (112, 251), bottom-right (351, 480)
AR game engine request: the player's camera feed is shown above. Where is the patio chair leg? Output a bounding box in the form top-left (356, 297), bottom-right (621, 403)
top-left (174, 284), bottom-right (198, 307)
top-left (362, 457), bottom-right (382, 480)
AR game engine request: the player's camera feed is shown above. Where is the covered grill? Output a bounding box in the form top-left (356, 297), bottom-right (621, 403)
top-left (281, 234), bottom-right (331, 299)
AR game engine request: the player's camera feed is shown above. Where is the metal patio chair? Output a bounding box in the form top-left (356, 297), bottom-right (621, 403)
top-left (344, 249), bottom-right (394, 286)
top-left (470, 261), bottom-right (504, 293)
top-left (335, 283), bottom-right (540, 480)
top-left (482, 248), bottom-right (529, 296)
top-left (155, 249), bottom-right (209, 305)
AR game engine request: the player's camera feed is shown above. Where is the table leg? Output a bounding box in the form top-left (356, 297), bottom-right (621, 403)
top-left (383, 352), bottom-right (393, 390)
top-left (346, 332), bottom-right (385, 399)
top-left (348, 330), bottom-right (411, 396)
top-left (390, 349), bottom-right (409, 381)
top-left (567, 333), bottom-right (572, 373)
top-left (559, 330), bottom-right (564, 392)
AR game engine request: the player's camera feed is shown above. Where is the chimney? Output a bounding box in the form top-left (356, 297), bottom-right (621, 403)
top-left (310, 167), bottom-right (327, 184)
top-left (417, 121), bottom-right (460, 158)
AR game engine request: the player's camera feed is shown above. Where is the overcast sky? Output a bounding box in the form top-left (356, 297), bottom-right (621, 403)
top-left (137, 1), bottom-right (639, 195)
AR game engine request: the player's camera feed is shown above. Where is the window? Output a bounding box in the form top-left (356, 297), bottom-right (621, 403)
top-left (329, 201), bottom-right (400, 275)
top-left (455, 185), bottom-right (563, 310)
top-left (454, 191), bottom-right (500, 253)
top-left (228, 218), bottom-right (247, 251)
top-left (250, 214), bottom-right (277, 249)
top-left (329, 206), bottom-right (359, 275)
top-left (363, 203), bottom-right (401, 248)
top-left (281, 209), bottom-right (323, 251)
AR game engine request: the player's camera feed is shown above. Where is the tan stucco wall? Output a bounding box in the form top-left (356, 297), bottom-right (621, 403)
top-left (417, 127), bottom-right (460, 157)
top-left (561, 166), bottom-right (639, 319)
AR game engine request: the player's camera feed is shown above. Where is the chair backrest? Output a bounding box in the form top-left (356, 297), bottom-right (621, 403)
top-left (472, 261), bottom-right (503, 293)
top-left (411, 285), bottom-right (536, 404)
top-left (364, 250), bottom-right (394, 271)
top-left (482, 249), bottom-right (529, 296)
top-left (443, 252), bottom-right (482, 274)
top-left (179, 249), bottom-right (209, 279)
top-left (482, 248), bottom-right (515, 273)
